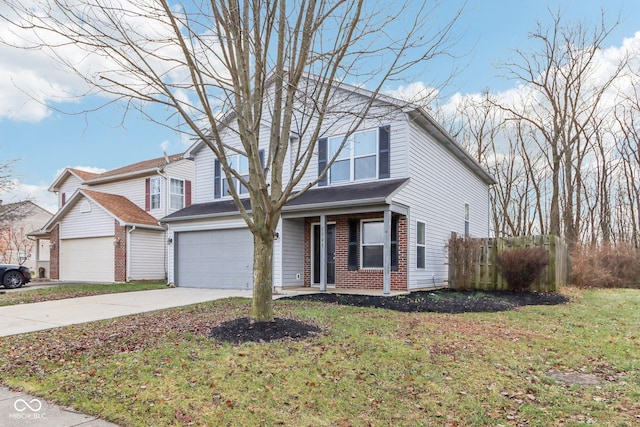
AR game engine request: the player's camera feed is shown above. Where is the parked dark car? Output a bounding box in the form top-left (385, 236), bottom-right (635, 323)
top-left (0, 264), bottom-right (31, 289)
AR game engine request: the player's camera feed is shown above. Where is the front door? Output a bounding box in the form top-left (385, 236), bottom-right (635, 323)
top-left (312, 223), bottom-right (336, 285)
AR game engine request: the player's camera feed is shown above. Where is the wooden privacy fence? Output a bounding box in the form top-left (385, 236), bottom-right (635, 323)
top-left (447, 234), bottom-right (569, 292)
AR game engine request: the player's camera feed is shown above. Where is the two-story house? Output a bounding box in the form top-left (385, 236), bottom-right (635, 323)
top-left (31, 153), bottom-right (193, 282)
top-left (162, 81), bottom-right (495, 292)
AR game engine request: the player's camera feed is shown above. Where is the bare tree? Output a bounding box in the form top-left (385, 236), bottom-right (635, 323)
top-left (1, 1), bottom-right (464, 321)
top-left (495, 9), bottom-right (626, 247)
top-left (0, 201), bottom-right (37, 264)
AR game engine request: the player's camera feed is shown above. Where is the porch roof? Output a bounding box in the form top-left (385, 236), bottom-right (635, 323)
top-left (161, 178), bottom-right (409, 223)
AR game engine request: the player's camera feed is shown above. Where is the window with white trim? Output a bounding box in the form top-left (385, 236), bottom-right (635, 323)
top-left (150, 177), bottom-right (161, 210)
top-left (170, 178), bottom-right (185, 210)
top-left (464, 203), bottom-right (470, 237)
top-left (361, 220), bottom-right (384, 269)
top-left (416, 221), bottom-right (426, 269)
top-left (329, 129), bottom-right (378, 184)
top-left (221, 154), bottom-right (250, 196)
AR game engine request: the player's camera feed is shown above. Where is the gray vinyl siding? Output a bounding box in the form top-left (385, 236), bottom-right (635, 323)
top-left (59, 176), bottom-right (83, 208)
top-left (87, 160), bottom-right (193, 220)
top-left (193, 147), bottom-right (217, 204)
top-left (60, 198), bottom-right (115, 239)
top-left (393, 119), bottom-right (490, 289)
top-left (129, 229), bottom-right (166, 280)
top-left (190, 92), bottom-right (410, 204)
top-left (281, 218), bottom-right (305, 288)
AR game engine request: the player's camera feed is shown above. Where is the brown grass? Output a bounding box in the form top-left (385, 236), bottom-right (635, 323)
top-left (571, 243), bottom-right (640, 288)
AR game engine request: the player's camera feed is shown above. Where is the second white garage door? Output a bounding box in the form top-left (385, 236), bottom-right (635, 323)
top-left (175, 229), bottom-right (254, 289)
top-left (60, 237), bottom-right (115, 282)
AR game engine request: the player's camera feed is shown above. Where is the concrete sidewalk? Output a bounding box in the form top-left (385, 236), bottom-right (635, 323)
top-left (0, 287), bottom-right (252, 337)
top-left (0, 287), bottom-right (253, 426)
top-left (1, 386), bottom-right (119, 426)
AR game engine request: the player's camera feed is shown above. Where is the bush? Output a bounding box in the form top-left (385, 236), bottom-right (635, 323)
top-left (571, 244), bottom-right (640, 288)
top-left (496, 247), bottom-right (549, 291)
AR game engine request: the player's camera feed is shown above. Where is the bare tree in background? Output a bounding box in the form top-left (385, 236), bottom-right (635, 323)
top-left (495, 9), bottom-right (626, 247)
top-left (615, 84), bottom-right (640, 248)
top-left (1, 1), bottom-right (464, 321)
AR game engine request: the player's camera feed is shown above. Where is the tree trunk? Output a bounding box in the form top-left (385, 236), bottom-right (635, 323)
top-left (250, 231), bottom-right (275, 323)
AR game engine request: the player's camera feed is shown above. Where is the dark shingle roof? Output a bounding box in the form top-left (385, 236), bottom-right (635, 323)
top-left (162, 178), bottom-right (408, 222)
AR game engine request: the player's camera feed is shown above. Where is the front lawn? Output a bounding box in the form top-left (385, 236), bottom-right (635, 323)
top-left (0, 282), bottom-right (167, 306)
top-left (1, 287), bottom-right (639, 426)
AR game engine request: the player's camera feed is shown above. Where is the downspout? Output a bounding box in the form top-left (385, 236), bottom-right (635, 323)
top-left (127, 226), bottom-right (136, 281)
top-left (155, 166), bottom-right (168, 217)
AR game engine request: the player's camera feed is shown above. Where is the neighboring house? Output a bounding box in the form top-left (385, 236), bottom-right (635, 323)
top-left (162, 80), bottom-right (495, 292)
top-left (0, 200), bottom-right (53, 277)
top-left (30, 153), bottom-right (194, 282)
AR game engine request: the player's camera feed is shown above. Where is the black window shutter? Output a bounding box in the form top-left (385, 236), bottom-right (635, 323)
top-left (214, 159), bottom-right (221, 199)
top-left (348, 219), bottom-right (359, 270)
top-left (391, 215), bottom-right (399, 271)
top-left (318, 137), bottom-right (328, 187)
top-left (259, 149), bottom-right (265, 170)
top-left (379, 125), bottom-right (391, 179)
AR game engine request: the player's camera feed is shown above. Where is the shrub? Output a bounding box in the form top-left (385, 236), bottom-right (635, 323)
top-left (571, 244), bottom-right (640, 288)
top-left (496, 247), bottom-right (549, 291)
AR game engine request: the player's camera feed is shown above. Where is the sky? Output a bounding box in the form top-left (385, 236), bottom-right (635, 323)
top-left (0, 0), bottom-right (639, 213)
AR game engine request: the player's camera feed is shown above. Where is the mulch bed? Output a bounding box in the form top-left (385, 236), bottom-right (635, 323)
top-left (209, 289), bottom-right (570, 344)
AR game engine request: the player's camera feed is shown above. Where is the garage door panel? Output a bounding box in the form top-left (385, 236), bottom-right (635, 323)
top-left (60, 237), bottom-right (114, 282)
top-left (176, 229), bottom-right (254, 289)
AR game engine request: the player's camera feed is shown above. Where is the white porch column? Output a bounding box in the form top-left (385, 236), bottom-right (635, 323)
top-left (320, 214), bottom-right (327, 292)
top-left (383, 209), bottom-right (391, 295)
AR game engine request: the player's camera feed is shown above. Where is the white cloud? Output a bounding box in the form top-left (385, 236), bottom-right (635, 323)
top-left (0, 179), bottom-right (57, 213)
top-left (53, 165), bottom-right (106, 179)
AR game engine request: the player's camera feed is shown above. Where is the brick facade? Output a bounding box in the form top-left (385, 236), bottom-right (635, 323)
top-left (303, 213), bottom-right (407, 291)
top-left (49, 224), bottom-right (59, 280)
top-left (114, 221), bottom-right (127, 282)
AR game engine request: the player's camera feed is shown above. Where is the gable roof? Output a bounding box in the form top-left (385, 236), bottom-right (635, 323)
top-left (161, 178), bottom-right (409, 223)
top-left (36, 189), bottom-right (163, 234)
top-left (86, 153), bottom-right (184, 184)
top-left (0, 201), bottom-right (53, 227)
top-left (49, 153), bottom-right (187, 191)
top-left (80, 189), bottom-right (161, 227)
top-left (183, 73), bottom-right (494, 185)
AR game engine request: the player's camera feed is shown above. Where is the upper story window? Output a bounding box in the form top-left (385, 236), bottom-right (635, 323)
top-left (214, 150), bottom-right (264, 199)
top-left (318, 125), bottom-right (390, 187)
top-left (150, 177), bottom-right (161, 210)
top-left (221, 154), bottom-right (250, 196)
top-left (329, 129), bottom-right (378, 183)
top-left (170, 178), bottom-right (185, 210)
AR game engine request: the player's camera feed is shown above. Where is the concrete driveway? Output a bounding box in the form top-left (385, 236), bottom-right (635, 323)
top-left (0, 287), bottom-right (252, 337)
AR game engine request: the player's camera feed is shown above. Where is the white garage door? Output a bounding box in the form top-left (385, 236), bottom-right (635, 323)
top-left (175, 229), bottom-right (254, 289)
top-left (60, 237), bottom-right (114, 282)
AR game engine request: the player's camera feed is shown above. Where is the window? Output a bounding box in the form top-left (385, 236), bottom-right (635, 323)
top-left (150, 177), bottom-right (161, 210)
top-left (464, 203), bottom-right (470, 237)
top-left (329, 129), bottom-right (378, 184)
top-left (361, 220), bottom-right (384, 268)
top-left (170, 178), bottom-right (185, 210)
top-left (416, 221), bottom-right (426, 269)
top-left (220, 154), bottom-right (250, 196)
